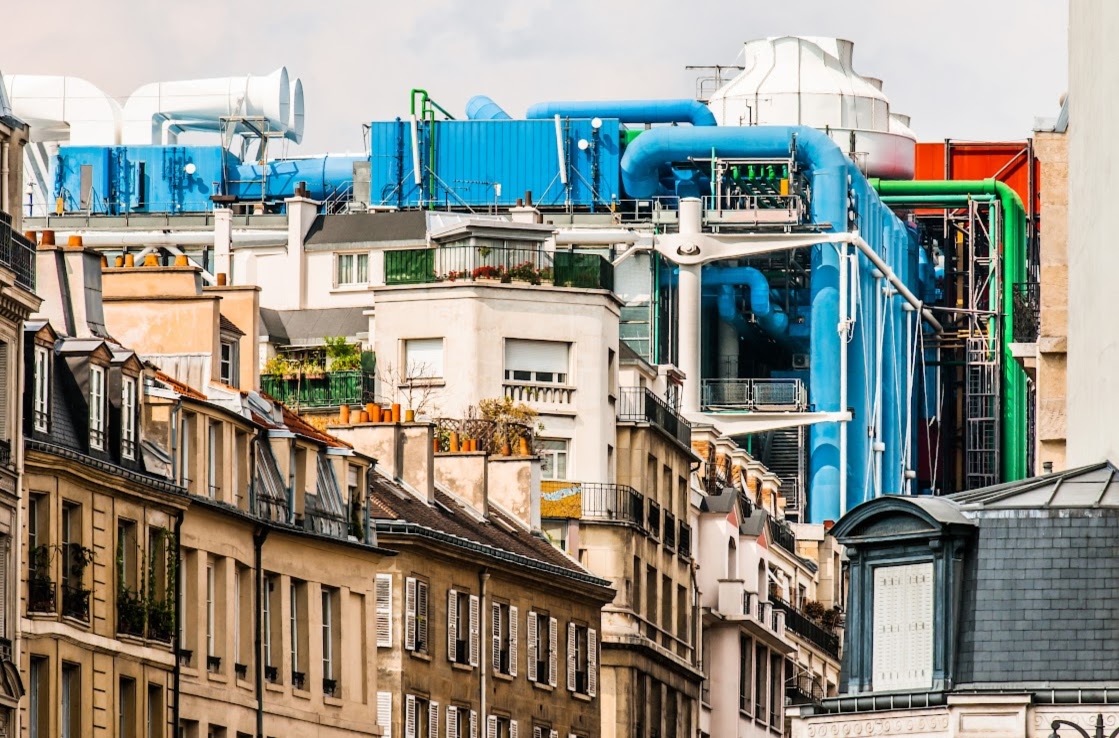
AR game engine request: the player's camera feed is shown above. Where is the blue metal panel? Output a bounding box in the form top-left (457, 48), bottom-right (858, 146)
top-left (367, 118), bottom-right (621, 209)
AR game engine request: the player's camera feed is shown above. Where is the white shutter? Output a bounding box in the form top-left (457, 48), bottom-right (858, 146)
top-left (486, 716), bottom-right (497, 738)
top-left (508, 606), bottom-right (518, 677)
top-left (378, 692), bottom-right (393, 738)
top-left (405, 338), bottom-right (445, 379)
top-left (548, 617), bottom-right (558, 687)
top-left (375, 574), bottom-right (393, 648)
top-left (872, 562), bottom-right (933, 691)
top-left (504, 340), bottom-right (569, 375)
top-left (588, 628), bottom-right (597, 697)
top-left (566, 622), bottom-right (577, 692)
top-left (417, 581), bottom-right (429, 652)
top-left (447, 589), bottom-right (458, 662)
top-left (406, 695), bottom-right (417, 738)
top-left (469, 594), bottom-right (480, 667)
top-left (405, 577), bottom-right (417, 651)
top-left (550, 731), bottom-right (558, 738)
top-left (429, 702), bottom-right (439, 738)
top-left (526, 611), bottom-right (538, 682)
top-left (491, 603), bottom-right (502, 672)
top-left (447, 707), bottom-right (458, 738)
top-left (510, 721), bottom-right (518, 738)
top-left (533, 727), bottom-right (543, 738)
top-left (470, 711), bottom-right (477, 738)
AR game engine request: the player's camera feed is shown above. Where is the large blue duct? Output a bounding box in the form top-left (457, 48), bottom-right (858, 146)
top-left (704, 266), bottom-right (791, 341)
top-left (227, 155), bottom-right (363, 201)
top-left (465, 95), bottom-right (512, 121)
top-left (526, 99), bottom-right (716, 127)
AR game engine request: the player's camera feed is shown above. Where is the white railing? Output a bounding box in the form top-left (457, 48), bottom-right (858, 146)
top-left (702, 378), bottom-right (807, 412)
top-left (502, 381), bottom-right (575, 405)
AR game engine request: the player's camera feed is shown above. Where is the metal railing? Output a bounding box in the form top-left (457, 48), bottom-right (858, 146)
top-left (0, 211), bottom-right (36, 291)
top-left (617, 387), bottom-right (692, 446)
top-left (28, 578), bottom-right (55, 613)
top-left (768, 517), bottom-right (798, 555)
top-left (62, 584), bottom-right (91, 621)
top-left (1012, 281), bottom-right (1040, 343)
top-left (787, 672), bottom-right (825, 703)
top-left (771, 598), bottom-right (840, 658)
top-left (541, 481), bottom-right (644, 528)
top-left (702, 194), bottom-right (806, 226)
top-left (260, 370), bottom-right (376, 409)
top-left (702, 378), bottom-right (807, 412)
top-left (384, 245), bottom-right (614, 291)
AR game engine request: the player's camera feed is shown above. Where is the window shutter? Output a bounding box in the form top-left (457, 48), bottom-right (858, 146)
top-left (486, 716), bottom-right (497, 738)
top-left (429, 702), bottom-right (439, 738)
top-left (405, 577), bottom-right (417, 651)
top-left (533, 727), bottom-right (543, 738)
top-left (872, 562), bottom-right (933, 691)
top-left (470, 711), bottom-right (477, 738)
top-left (406, 695), bottom-right (416, 738)
top-left (491, 602), bottom-right (502, 672)
top-left (504, 340), bottom-right (569, 375)
top-left (548, 617), bottom-right (558, 687)
top-left (566, 622), bottom-right (577, 692)
top-left (508, 606), bottom-right (518, 677)
top-left (550, 731), bottom-right (558, 738)
top-left (469, 594), bottom-right (480, 667)
top-left (510, 720), bottom-right (518, 738)
top-left (447, 589), bottom-right (458, 662)
top-left (447, 707), bottom-right (458, 738)
top-left (526, 611), bottom-right (538, 682)
top-left (417, 581), bottom-right (429, 650)
top-left (588, 628), bottom-right (597, 697)
top-left (375, 574), bottom-right (393, 648)
top-left (405, 339), bottom-right (445, 379)
top-left (378, 692), bottom-right (393, 738)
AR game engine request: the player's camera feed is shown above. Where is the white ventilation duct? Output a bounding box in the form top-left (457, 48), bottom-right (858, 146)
top-left (121, 66), bottom-right (297, 145)
top-left (707, 36), bottom-right (916, 179)
top-left (287, 77), bottom-right (305, 144)
top-left (3, 74), bottom-right (122, 143)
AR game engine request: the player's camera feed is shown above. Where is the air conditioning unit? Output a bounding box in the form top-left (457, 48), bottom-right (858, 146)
top-left (792, 354), bottom-right (810, 369)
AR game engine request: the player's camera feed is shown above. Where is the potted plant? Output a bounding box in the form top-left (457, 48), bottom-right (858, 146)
top-left (803, 599), bottom-right (826, 621)
top-left (478, 397), bottom-right (540, 455)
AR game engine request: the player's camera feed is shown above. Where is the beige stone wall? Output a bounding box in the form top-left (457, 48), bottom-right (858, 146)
top-left (1035, 131), bottom-right (1069, 471)
top-left (203, 284), bottom-right (261, 390)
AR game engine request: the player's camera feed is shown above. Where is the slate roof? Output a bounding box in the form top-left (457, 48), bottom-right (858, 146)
top-left (219, 314), bottom-right (245, 338)
top-left (259, 307), bottom-right (367, 346)
top-left (368, 473), bottom-right (611, 592)
top-left (303, 211), bottom-right (428, 250)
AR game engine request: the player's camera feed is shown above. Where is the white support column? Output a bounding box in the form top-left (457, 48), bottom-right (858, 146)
top-left (677, 198), bottom-right (703, 414)
top-left (838, 242), bottom-right (850, 516)
top-left (718, 321), bottom-right (738, 379)
top-left (213, 207), bottom-right (232, 281)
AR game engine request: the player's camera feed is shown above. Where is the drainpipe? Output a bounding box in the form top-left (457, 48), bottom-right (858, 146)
top-left (479, 569), bottom-right (490, 726)
top-left (1, 141), bottom-right (8, 215)
top-left (253, 525), bottom-right (270, 738)
top-left (872, 271), bottom-right (885, 498)
top-left (903, 303), bottom-right (916, 494)
top-left (837, 241), bottom-right (849, 517)
top-left (286, 438), bottom-right (296, 525)
top-left (172, 509), bottom-right (184, 737)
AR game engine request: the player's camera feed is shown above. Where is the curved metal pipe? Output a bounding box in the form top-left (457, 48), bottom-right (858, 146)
top-left (465, 96), bottom-right (512, 121)
top-left (526, 99), bottom-right (716, 127)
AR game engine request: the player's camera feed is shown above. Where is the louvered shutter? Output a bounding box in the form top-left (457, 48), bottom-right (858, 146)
top-left (550, 731), bottom-right (558, 738)
top-left (447, 589), bottom-right (458, 662)
top-left (487, 716), bottom-right (497, 738)
top-left (872, 562), bottom-right (933, 691)
top-left (469, 594), bottom-right (480, 667)
top-left (447, 707), bottom-right (458, 738)
top-left (378, 692), bottom-right (393, 738)
top-left (429, 702), bottom-right (439, 738)
top-left (510, 720), bottom-right (518, 738)
top-left (406, 695), bottom-right (417, 738)
top-left (533, 727), bottom-right (543, 738)
top-left (375, 574), bottom-right (393, 647)
top-left (526, 611), bottom-right (538, 682)
top-left (508, 606), bottom-right (518, 677)
top-left (566, 622), bottom-right (577, 692)
top-left (470, 712), bottom-right (477, 738)
top-left (548, 617), bottom-right (558, 687)
top-left (491, 603), bottom-right (502, 672)
top-left (405, 577), bottom-right (417, 651)
top-left (417, 581), bottom-right (429, 651)
top-left (588, 628), bottom-right (597, 697)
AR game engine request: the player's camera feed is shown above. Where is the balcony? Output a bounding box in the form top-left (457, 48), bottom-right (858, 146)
top-left (787, 672), bottom-right (825, 704)
top-left (384, 245), bottom-right (614, 291)
top-left (117, 589), bottom-right (146, 637)
top-left (702, 378), bottom-right (807, 412)
top-left (768, 516), bottom-right (798, 556)
top-left (771, 598), bottom-right (840, 658)
top-left (0, 211), bottom-right (36, 291)
top-left (541, 481), bottom-right (645, 528)
top-left (0, 439), bottom-right (10, 468)
top-left (62, 584), bottom-right (91, 621)
top-left (260, 370), bottom-right (375, 409)
top-left (28, 578), bottom-right (55, 613)
top-left (1013, 281), bottom-right (1040, 343)
top-left (503, 380), bottom-right (574, 406)
top-left (617, 387), bottom-right (692, 447)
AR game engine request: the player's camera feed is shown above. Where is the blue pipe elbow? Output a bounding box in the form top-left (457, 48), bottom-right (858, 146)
top-left (466, 95), bottom-right (512, 121)
top-left (526, 99), bottom-right (716, 127)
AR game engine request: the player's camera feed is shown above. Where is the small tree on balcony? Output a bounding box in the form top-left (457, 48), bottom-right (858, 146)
top-left (324, 336), bottom-right (362, 372)
top-left (477, 396), bottom-right (539, 452)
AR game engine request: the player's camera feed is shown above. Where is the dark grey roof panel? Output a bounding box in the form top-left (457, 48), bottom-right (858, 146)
top-left (260, 307), bottom-right (368, 346)
top-left (303, 211), bottom-right (428, 249)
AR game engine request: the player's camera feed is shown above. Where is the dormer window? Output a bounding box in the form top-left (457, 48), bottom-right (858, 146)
top-left (33, 345), bottom-right (50, 433)
top-left (121, 376), bottom-right (137, 460)
top-left (220, 339), bottom-right (239, 387)
top-left (89, 365), bottom-right (106, 450)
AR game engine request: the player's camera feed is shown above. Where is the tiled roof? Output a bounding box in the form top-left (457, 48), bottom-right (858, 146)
top-left (219, 314), bottom-right (245, 337)
top-left (152, 370), bottom-right (207, 400)
top-left (279, 403), bottom-right (351, 449)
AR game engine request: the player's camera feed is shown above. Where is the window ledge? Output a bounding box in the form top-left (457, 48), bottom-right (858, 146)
top-left (571, 691), bottom-right (593, 703)
top-left (265, 682), bottom-right (285, 694)
top-left (330, 285), bottom-right (370, 294)
top-left (237, 677), bottom-right (254, 690)
top-left (61, 615), bottom-right (92, 631)
top-left (408, 650), bottom-right (432, 662)
top-left (397, 379), bottom-right (445, 389)
top-left (208, 672), bottom-right (228, 685)
top-left (293, 687), bottom-right (312, 700)
top-left (324, 695), bottom-right (344, 708)
top-left (451, 662), bottom-right (474, 673)
top-left (532, 681), bottom-right (554, 693)
top-left (492, 672), bottom-right (514, 683)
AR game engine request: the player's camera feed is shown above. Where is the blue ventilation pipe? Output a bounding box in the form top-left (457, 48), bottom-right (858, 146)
top-left (465, 95), bottom-right (512, 120)
top-left (704, 266), bottom-right (792, 341)
top-left (226, 155), bottom-right (363, 201)
top-left (526, 99), bottom-right (716, 127)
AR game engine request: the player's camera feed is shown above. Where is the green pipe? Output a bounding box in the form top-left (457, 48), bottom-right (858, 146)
top-left (879, 195), bottom-right (996, 205)
top-left (871, 178), bottom-right (1028, 484)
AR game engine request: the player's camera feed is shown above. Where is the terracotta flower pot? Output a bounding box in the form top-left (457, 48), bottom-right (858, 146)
top-left (340, 405), bottom-right (351, 424)
top-left (391, 403), bottom-right (401, 423)
top-left (501, 443), bottom-right (512, 456)
top-left (449, 432), bottom-right (460, 453)
top-left (357, 411), bottom-right (369, 423)
top-left (365, 403), bottom-right (377, 419)
top-left (405, 409), bottom-right (416, 423)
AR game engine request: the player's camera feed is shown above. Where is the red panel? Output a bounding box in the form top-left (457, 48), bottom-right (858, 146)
top-left (914, 141), bottom-right (1039, 214)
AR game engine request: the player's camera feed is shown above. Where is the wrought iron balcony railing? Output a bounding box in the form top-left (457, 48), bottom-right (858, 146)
top-left (1013, 281), bottom-right (1041, 343)
top-left (384, 245), bottom-right (614, 291)
top-left (0, 212), bottom-right (36, 291)
top-left (771, 598), bottom-right (840, 658)
top-left (617, 387), bottom-right (691, 446)
top-left (260, 370), bottom-right (376, 409)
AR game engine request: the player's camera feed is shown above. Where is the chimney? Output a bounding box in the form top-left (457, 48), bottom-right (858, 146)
top-left (332, 418), bottom-right (435, 503)
top-left (485, 455), bottom-right (541, 530)
top-left (435, 450), bottom-right (489, 515)
top-left (33, 232), bottom-right (108, 338)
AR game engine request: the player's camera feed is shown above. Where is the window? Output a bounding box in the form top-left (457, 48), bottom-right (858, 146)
top-left (405, 577), bottom-right (430, 654)
top-left (531, 725), bottom-right (558, 738)
top-left (62, 502), bottom-right (87, 619)
top-left (148, 683), bottom-right (164, 738)
top-left (567, 622), bottom-right (597, 697)
top-left (542, 519), bottom-right (568, 552)
top-left (872, 562), bottom-right (933, 691)
top-left (447, 588), bottom-right (478, 666)
top-left (322, 587), bottom-right (341, 694)
top-left (178, 413), bottom-right (193, 488)
top-left (89, 364), bottom-right (106, 450)
top-left (233, 431), bottom-right (248, 510)
top-left (291, 581), bottom-right (308, 688)
top-left (677, 585), bottom-right (688, 643)
top-left (148, 529), bottom-right (169, 603)
top-left (648, 502), bottom-right (661, 539)
top-left (404, 338), bottom-right (444, 380)
top-left (118, 520), bottom-right (139, 592)
top-left (263, 575), bottom-right (280, 682)
top-left (61, 662), bottom-right (81, 738)
top-left (119, 677), bottom-right (136, 738)
top-left (33, 345), bottom-right (50, 432)
top-left (29, 655), bottom-right (47, 738)
top-left (207, 422), bottom-right (221, 499)
top-left (220, 340), bottom-right (239, 387)
top-left (491, 601), bottom-right (517, 676)
top-left (235, 565), bottom-right (252, 673)
top-left (769, 653), bottom-right (783, 727)
top-left (206, 563), bottom-right (216, 661)
top-left (122, 376), bottom-right (137, 460)
top-left (336, 252), bottom-right (369, 287)
top-left (738, 636), bottom-right (752, 713)
top-left (375, 574), bottom-right (392, 648)
top-left (526, 611), bottom-right (556, 686)
top-left (405, 694), bottom-right (438, 738)
top-left (486, 715), bottom-right (516, 738)
top-left (645, 568), bottom-right (657, 640)
top-left (503, 339), bottom-right (569, 384)
top-left (537, 439), bottom-right (568, 481)
top-left (754, 644), bottom-right (767, 723)
top-left (447, 706), bottom-right (477, 738)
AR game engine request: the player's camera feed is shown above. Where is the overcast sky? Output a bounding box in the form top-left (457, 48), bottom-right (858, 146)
top-left (6, 0), bottom-right (1067, 153)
